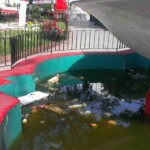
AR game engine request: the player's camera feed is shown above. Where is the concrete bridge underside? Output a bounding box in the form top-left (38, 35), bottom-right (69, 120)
top-left (74, 0), bottom-right (150, 59)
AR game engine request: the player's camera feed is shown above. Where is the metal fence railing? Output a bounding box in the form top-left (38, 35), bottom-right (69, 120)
top-left (0, 25), bottom-right (42, 68)
top-left (1, 28), bottom-right (128, 68)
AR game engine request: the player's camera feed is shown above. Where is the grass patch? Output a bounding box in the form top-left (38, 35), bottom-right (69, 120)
top-left (0, 21), bottom-right (67, 56)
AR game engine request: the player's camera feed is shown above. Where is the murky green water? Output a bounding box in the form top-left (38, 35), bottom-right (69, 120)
top-left (11, 69), bottom-right (150, 150)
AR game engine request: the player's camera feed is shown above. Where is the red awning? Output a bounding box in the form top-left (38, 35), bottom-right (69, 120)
top-left (0, 9), bottom-right (18, 14)
top-left (55, 0), bottom-right (67, 11)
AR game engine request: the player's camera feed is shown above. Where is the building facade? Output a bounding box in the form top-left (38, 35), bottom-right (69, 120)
top-left (1, 0), bottom-right (21, 7)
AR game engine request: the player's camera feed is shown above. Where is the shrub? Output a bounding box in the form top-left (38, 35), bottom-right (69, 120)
top-left (26, 21), bottom-right (33, 27)
top-left (42, 20), bottom-right (55, 32)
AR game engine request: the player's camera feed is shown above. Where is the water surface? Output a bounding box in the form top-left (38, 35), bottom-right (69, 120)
top-left (11, 69), bottom-right (150, 150)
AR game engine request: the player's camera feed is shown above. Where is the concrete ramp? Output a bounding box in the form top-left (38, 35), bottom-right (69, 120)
top-left (74, 0), bottom-right (150, 59)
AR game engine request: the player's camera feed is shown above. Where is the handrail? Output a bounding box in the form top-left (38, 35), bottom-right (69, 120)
top-left (1, 29), bottom-right (128, 68)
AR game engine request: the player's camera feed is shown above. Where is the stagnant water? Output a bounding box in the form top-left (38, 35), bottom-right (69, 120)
top-left (10, 69), bottom-right (150, 150)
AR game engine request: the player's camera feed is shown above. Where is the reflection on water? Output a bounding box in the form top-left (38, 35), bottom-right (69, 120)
top-left (11, 69), bottom-right (150, 150)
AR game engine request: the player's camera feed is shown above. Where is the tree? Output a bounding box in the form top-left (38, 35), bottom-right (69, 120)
top-left (31, 5), bottom-right (41, 19)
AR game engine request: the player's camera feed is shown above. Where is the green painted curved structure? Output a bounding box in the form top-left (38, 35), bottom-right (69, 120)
top-left (1, 52), bottom-right (150, 98)
top-left (0, 51), bottom-right (150, 149)
top-left (34, 53), bottom-right (150, 81)
top-left (0, 104), bottom-right (21, 150)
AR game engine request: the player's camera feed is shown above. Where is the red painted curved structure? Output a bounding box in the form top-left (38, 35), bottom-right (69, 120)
top-left (0, 50), bottom-right (133, 124)
top-left (1, 49), bottom-right (150, 126)
top-left (0, 50), bottom-right (132, 85)
top-left (0, 93), bottom-right (19, 124)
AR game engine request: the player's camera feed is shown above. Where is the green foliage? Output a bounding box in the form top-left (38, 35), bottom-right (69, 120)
top-left (31, 6), bottom-right (41, 19)
top-left (57, 22), bottom-right (66, 31)
top-left (26, 21), bottom-right (33, 27)
top-left (43, 4), bottom-right (52, 12)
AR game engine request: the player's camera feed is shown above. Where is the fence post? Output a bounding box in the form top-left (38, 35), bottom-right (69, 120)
top-left (51, 31), bottom-right (53, 54)
top-left (116, 39), bottom-right (119, 52)
top-left (4, 30), bottom-right (7, 66)
top-left (40, 32), bottom-right (42, 53)
top-left (10, 37), bottom-right (16, 68)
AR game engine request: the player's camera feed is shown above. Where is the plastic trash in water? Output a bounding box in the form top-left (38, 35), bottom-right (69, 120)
top-left (18, 91), bottom-right (49, 106)
top-left (79, 110), bottom-right (92, 116)
top-left (90, 123), bottom-right (98, 128)
top-left (104, 112), bottom-right (113, 117)
top-left (40, 120), bottom-right (46, 124)
top-left (68, 103), bottom-right (87, 109)
top-left (107, 120), bottom-right (117, 126)
top-left (22, 118), bottom-right (28, 124)
top-left (22, 114), bottom-right (29, 124)
top-left (48, 74), bottom-right (60, 84)
top-left (39, 104), bottom-right (67, 115)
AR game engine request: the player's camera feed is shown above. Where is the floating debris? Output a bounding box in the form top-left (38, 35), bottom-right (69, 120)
top-left (68, 103), bottom-right (86, 109)
top-left (48, 86), bottom-right (60, 92)
top-left (39, 104), bottom-right (47, 108)
top-left (18, 91), bottom-right (49, 106)
top-left (107, 120), bottom-right (117, 126)
top-left (22, 118), bottom-right (28, 124)
top-left (22, 114), bottom-right (29, 124)
top-left (61, 118), bottom-right (65, 121)
top-left (78, 76), bottom-right (85, 80)
top-left (48, 74), bottom-right (60, 84)
top-left (22, 114), bottom-right (29, 119)
top-left (40, 120), bottom-right (46, 124)
top-left (104, 112), bottom-right (113, 118)
top-left (90, 123), bottom-right (98, 128)
top-left (80, 110), bottom-right (92, 117)
top-left (39, 104), bottom-right (67, 115)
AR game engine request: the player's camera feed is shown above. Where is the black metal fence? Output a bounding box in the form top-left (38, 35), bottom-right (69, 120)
top-left (0, 25), bottom-right (42, 68)
top-left (1, 28), bottom-right (128, 68)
